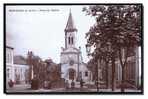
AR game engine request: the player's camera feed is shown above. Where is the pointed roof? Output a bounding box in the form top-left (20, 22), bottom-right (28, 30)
top-left (65, 9), bottom-right (77, 32)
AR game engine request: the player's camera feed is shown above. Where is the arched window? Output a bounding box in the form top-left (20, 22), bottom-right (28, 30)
top-left (71, 37), bottom-right (73, 44)
top-left (68, 37), bottom-right (70, 44)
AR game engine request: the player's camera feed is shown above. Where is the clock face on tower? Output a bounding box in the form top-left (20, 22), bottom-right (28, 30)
top-left (69, 60), bottom-right (74, 65)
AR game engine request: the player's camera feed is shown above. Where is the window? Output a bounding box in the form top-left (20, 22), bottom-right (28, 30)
top-left (15, 69), bottom-right (17, 76)
top-left (6, 52), bottom-right (12, 63)
top-left (68, 37), bottom-right (74, 45)
top-left (7, 69), bottom-right (10, 78)
top-left (6, 53), bottom-right (9, 63)
top-left (9, 52), bottom-right (12, 63)
top-left (85, 71), bottom-right (88, 77)
top-left (68, 37), bottom-right (70, 44)
top-left (71, 37), bottom-right (73, 44)
top-left (21, 69), bottom-right (22, 79)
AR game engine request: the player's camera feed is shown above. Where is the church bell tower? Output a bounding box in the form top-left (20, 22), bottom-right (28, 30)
top-left (64, 10), bottom-right (77, 49)
top-left (60, 9), bottom-right (92, 83)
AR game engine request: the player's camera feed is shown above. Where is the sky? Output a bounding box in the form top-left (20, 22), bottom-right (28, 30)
top-left (6, 5), bottom-right (96, 63)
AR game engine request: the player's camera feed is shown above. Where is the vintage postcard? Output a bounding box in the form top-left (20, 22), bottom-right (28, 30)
top-left (4, 4), bottom-right (143, 94)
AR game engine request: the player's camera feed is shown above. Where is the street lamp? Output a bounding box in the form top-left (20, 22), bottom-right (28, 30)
top-left (86, 44), bottom-right (91, 56)
top-left (86, 43), bottom-right (99, 92)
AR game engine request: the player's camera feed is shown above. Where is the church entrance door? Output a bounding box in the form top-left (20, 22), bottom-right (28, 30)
top-left (68, 68), bottom-right (76, 80)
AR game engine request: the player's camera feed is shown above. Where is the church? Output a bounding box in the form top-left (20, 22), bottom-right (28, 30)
top-left (60, 10), bottom-right (92, 84)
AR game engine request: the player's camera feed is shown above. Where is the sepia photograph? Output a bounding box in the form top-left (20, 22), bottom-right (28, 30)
top-left (4, 4), bottom-right (143, 94)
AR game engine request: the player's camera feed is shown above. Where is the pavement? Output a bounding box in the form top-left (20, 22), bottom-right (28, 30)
top-left (6, 84), bottom-right (142, 93)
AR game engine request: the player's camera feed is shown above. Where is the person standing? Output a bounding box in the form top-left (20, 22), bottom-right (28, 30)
top-left (71, 80), bottom-right (75, 89)
top-left (65, 80), bottom-right (69, 89)
top-left (8, 79), bottom-right (14, 88)
top-left (80, 79), bottom-right (84, 88)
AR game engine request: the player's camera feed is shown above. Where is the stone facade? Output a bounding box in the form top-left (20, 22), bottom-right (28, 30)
top-left (60, 10), bottom-right (92, 84)
top-left (6, 46), bottom-right (15, 88)
top-left (6, 46), bottom-right (29, 89)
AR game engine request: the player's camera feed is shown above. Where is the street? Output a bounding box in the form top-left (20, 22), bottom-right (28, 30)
top-left (6, 84), bottom-right (142, 93)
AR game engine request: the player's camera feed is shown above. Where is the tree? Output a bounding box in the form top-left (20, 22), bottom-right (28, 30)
top-left (26, 51), bottom-right (42, 83)
top-left (87, 57), bottom-right (98, 81)
top-left (45, 59), bottom-right (61, 83)
top-left (83, 5), bottom-right (142, 92)
top-left (26, 51), bottom-right (33, 83)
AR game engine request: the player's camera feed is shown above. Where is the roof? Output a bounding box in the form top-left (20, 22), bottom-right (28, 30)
top-left (61, 47), bottom-right (81, 54)
top-left (6, 45), bottom-right (14, 49)
top-left (65, 10), bottom-right (77, 32)
top-left (14, 55), bottom-right (27, 65)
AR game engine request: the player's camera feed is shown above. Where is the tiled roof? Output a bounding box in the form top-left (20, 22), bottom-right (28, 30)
top-left (14, 55), bottom-right (27, 65)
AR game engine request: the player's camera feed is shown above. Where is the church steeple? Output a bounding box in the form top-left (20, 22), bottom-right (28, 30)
top-left (65, 9), bottom-right (77, 49)
top-left (65, 9), bottom-right (77, 32)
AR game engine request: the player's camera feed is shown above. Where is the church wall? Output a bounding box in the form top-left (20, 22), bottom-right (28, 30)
top-left (79, 64), bottom-right (92, 82)
top-left (61, 63), bottom-right (92, 83)
top-left (61, 63), bottom-right (79, 81)
top-left (61, 53), bottom-right (82, 64)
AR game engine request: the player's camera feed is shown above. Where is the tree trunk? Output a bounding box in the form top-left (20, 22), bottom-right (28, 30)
top-left (118, 48), bottom-right (128, 92)
top-left (111, 57), bottom-right (116, 91)
top-left (96, 59), bottom-right (99, 92)
top-left (105, 61), bottom-right (109, 89)
top-left (121, 66), bottom-right (125, 92)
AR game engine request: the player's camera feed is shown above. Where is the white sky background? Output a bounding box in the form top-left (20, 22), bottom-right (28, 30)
top-left (6, 5), bottom-right (95, 63)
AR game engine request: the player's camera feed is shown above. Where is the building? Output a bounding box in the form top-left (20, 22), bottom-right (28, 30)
top-left (99, 46), bottom-right (141, 89)
top-left (115, 47), bottom-right (140, 89)
top-left (13, 55), bottom-right (29, 84)
top-left (6, 46), bottom-right (29, 88)
top-left (6, 46), bottom-right (15, 88)
top-left (60, 10), bottom-right (92, 84)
